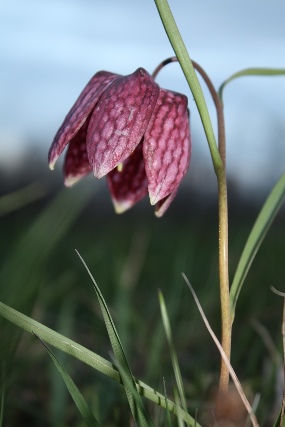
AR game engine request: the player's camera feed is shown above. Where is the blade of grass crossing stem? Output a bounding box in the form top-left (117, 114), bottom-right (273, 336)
top-left (230, 171), bottom-right (285, 322)
top-left (112, 356), bottom-right (154, 427)
top-left (76, 250), bottom-right (153, 427)
top-left (173, 387), bottom-right (185, 427)
top-left (0, 301), bottom-right (199, 426)
top-left (218, 68), bottom-right (285, 100)
top-left (163, 378), bottom-right (173, 427)
top-left (35, 335), bottom-right (100, 427)
top-left (158, 290), bottom-right (187, 414)
top-left (50, 300), bottom-right (75, 426)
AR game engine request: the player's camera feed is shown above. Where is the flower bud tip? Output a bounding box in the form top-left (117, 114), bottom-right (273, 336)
top-left (112, 199), bottom-right (132, 214)
top-left (149, 194), bottom-right (158, 206)
top-left (64, 176), bottom-right (79, 187)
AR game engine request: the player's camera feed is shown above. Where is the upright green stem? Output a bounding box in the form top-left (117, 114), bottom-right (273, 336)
top-left (154, 0), bottom-right (222, 173)
top-left (217, 169), bottom-right (231, 393)
top-left (191, 62), bottom-right (231, 393)
top-left (153, 0), bottom-right (231, 393)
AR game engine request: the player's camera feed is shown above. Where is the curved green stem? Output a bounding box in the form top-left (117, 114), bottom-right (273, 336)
top-left (219, 67), bottom-right (285, 100)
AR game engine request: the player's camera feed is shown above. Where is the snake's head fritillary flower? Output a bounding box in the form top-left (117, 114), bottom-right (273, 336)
top-left (48, 67), bottom-right (191, 217)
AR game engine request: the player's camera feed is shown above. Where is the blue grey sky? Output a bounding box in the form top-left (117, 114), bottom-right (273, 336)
top-left (1, 0), bottom-right (285, 195)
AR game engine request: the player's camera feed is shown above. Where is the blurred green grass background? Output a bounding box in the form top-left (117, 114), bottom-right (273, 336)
top-left (0, 175), bottom-right (284, 426)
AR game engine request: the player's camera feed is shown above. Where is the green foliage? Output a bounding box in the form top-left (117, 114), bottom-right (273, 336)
top-left (36, 336), bottom-right (100, 427)
top-left (158, 290), bottom-right (187, 414)
top-left (0, 291), bottom-right (197, 425)
top-left (77, 251), bottom-right (154, 427)
top-left (1, 184), bottom-right (284, 425)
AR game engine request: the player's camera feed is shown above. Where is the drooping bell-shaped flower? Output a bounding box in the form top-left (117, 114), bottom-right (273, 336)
top-left (48, 67), bottom-right (191, 216)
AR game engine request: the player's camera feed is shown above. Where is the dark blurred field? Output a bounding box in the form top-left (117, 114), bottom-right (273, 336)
top-left (0, 163), bottom-right (284, 426)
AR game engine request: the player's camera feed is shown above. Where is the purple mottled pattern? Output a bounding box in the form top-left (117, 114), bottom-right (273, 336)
top-left (48, 66), bottom-right (191, 216)
top-left (48, 71), bottom-right (119, 169)
top-left (106, 142), bottom-right (148, 213)
top-left (63, 120), bottom-right (92, 187)
top-left (144, 88), bottom-right (191, 204)
top-left (86, 68), bottom-right (159, 178)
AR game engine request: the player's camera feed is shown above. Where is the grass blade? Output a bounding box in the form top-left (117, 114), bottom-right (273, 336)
top-left (112, 355), bottom-right (154, 427)
top-left (218, 68), bottom-right (285, 99)
top-left (0, 300), bottom-right (198, 426)
top-left (162, 378), bottom-right (173, 427)
top-left (230, 171), bottom-right (285, 321)
top-left (35, 335), bottom-right (100, 427)
top-left (49, 300), bottom-right (75, 426)
top-left (158, 290), bottom-right (187, 414)
top-left (0, 300), bottom-right (119, 380)
top-left (173, 387), bottom-right (185, 427)
top-left (76, 250), bottom-right (153, 427)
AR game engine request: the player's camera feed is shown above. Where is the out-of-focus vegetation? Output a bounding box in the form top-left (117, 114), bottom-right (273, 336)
top-left (0, 166), bottom-right (284, 425)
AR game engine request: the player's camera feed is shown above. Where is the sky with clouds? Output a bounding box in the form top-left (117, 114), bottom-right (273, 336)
top-left (1, 0), bottom-right (285, 195)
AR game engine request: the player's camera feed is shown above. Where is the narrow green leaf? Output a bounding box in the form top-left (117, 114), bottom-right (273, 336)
top-left (162, 378), bottom-right (173, 427)
top-left (35, 335), bottom-right (100, 427)
top-left (173, 387), bottom-right (185, 427)
top-left (219, 67), bottom-right (285, 99)
top-left (154, 0), bottom-right (222, 174)
top-left (0, 301), bottom-right (199, 426)
top-left (50, 300), bottom-right (75, 426)
top-left (0, 300), bottom-right (119, 379)
top-left (158, 290), bottom-right (187, 414)
top-left (76, 251), bottom-right (153, 427)
top-left (112, 355), bottom-right (153, 427)
top-left (230, 171), bottom-right (285, 321)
